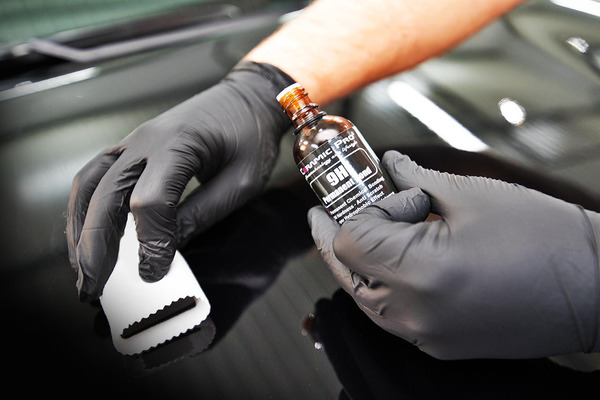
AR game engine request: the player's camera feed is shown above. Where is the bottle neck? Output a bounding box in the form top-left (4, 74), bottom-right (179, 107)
top-left (278, 84), bottom-right (326, 133)
top-left (291, 106), bottom-right (326, 134)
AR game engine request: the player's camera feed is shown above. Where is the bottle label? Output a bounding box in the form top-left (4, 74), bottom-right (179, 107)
top-left (297, 127), bottom-right (396, 224)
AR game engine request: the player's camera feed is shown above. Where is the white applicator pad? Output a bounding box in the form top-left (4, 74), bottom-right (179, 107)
top-left (100, 214), bottom-right (211, 355)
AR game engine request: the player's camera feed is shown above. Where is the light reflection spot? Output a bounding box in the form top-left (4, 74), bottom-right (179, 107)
top-left (498, 98), bottom-right (526, 126)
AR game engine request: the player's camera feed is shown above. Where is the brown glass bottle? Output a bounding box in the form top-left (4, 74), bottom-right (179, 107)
top-left (277, 83), bottom-right (396, 224)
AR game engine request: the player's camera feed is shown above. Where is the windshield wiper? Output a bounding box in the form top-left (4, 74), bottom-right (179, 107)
top-left (0, 3), bottom-right (289, 77)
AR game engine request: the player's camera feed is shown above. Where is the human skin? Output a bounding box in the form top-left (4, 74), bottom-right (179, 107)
top-left (245, 0), bottom-right (525, 104)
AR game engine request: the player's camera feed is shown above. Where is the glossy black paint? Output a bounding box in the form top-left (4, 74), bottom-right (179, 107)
top-left (1, 1), bottom-right (599, 398)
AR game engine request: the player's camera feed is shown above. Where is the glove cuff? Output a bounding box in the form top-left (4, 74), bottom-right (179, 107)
top-left (227, 60), bottom-right (297, 138)
top-left (231, 61), bottom-right (297, 93)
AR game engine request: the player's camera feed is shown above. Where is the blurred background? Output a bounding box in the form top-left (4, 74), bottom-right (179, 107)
top-left (0, 0), bottom-right (599, 398)
top-left (1, 0), bottom-right (599, 270)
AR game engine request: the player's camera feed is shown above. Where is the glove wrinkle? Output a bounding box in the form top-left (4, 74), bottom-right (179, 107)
top-left (393, 222), bottom-right (432, 273)
top-left (351, 271), bottom-right (380, 290)
top-left (580, 207), bottom-right (600, 353)
top-left (549, 256), bottom-right (588, 353)
top-left (351, 274), bottom-right (389, 318)
top-left (66, 151), bottom-right (122, 270)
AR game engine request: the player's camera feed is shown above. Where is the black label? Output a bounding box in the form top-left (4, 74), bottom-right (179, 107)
top-left (298, 127), bottom-right (396, 224)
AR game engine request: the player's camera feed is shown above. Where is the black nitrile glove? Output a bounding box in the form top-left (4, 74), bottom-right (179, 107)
top-left (66, 61), bottom-right (295, 302)
top-left (309, 150), bottom-right (600, 360)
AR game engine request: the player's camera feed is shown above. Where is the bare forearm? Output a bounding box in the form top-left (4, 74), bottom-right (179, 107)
top-left (245, 0), bottom-right (525, 104)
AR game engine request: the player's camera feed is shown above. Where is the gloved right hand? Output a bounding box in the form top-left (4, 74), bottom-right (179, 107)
top-left (66, 61), bottom-right (295, 302)
top-left (309, 151), bottom-right (600, 360)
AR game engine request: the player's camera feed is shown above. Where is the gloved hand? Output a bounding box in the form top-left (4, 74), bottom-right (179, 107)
top-left (309, 150), bottom-right (600, 360)
top-left (66, 61), bottom-right (295, 302)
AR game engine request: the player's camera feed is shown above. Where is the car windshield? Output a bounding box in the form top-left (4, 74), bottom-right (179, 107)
top-left (1, 0), bottom-right (224, 44)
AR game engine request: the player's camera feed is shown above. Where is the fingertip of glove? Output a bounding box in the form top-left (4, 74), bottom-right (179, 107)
top-left (139, 260), bottom-right (170, 283)
top-left (382, 150), bottom-right (413, 171)
top-left (307, 206), bottom-right (327, 228)
top-left (136, 237), bottom-right (176, 282)
top-left (381, 151), bottom-right (438, 194)
top-left (307, 206), bottom-right (341, 252)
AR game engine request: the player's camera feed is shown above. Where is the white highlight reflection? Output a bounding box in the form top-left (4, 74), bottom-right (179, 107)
top-left (0, 67), bottom-right (99, 101)
top-left (551, 0), bottom-right (600, 17)
top-left (566, 37), bottom-right (590, 54)
top-left (387, 81), bottom-right (489, 152)
top-left (498, 98), bottom-right (527, 126)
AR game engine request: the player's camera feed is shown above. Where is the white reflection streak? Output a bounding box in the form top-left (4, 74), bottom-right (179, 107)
top-left (551, 0), bottom-right (600, 17)
top-left (386, 81), bottom-right (489, 152)
top-left (0, 67), bottom-right (99, 101)
top-left (278, 9), bottom-right (302, 24)
top-left (18, 151), bottom-right (98, 204)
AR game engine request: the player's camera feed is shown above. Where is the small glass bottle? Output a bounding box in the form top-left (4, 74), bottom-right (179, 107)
top-left (277, 83), bottom-right (396, 224)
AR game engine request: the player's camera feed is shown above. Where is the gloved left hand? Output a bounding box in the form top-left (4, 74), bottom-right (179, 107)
top-left (66, 61), bottom-right (294, 302)
top-left (309, 150), bottom-right (600, 360)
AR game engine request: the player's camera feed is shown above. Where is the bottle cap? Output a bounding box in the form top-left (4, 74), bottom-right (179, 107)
top-left (276, 83), bottom-right (303, 102)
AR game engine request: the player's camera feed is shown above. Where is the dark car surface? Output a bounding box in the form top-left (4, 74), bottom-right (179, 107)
top-left (1, 0), bottom-right (599, 398)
